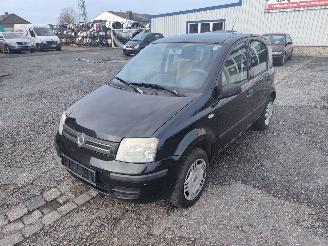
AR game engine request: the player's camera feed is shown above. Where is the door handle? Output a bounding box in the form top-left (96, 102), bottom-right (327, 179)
top-left (246, 89), bottom-right (254, 97)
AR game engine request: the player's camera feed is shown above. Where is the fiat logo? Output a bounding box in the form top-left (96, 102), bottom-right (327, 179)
top-left (77, 134), bottom-right (85, 147)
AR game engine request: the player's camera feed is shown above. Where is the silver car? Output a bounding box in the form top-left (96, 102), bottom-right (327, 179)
top-left (0, 32), bottom-right (35, 54)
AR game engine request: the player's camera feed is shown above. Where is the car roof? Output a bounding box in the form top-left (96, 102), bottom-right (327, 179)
top-left (154, 31), bottom-right (256, 45)
top-left (264, 33), bottom-right (288, 36)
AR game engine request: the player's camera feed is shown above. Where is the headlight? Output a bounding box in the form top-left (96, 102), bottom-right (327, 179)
top-left (116, 138), bottom-right (158, 163)
top-left (134, 44), bottom-right (140, 49)
top-left (58, 112), bottom-right (67, 135)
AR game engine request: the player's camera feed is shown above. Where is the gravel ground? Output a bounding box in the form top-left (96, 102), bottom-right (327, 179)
top-left (0, 50), bottom-right (327, 245)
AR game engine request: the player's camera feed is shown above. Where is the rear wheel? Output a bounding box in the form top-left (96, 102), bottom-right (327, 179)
top-left (253, 99), bottom-right (274, 130)
top-left (56, 46), bottom-right (62, 51)
top-left (30, 49), bottom-right (35, 53)
top-left (169, 148), bottom-right (208, 208)
top-left (288, 50), bottom-right (293, 60)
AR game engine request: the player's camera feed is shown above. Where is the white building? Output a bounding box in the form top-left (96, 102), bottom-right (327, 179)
top-left (150, 0), bottom-right (328, 46)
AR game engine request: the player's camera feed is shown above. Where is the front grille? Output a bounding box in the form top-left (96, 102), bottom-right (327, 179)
top-left (62, 125), bottom-right (118, 157)
top-left (46, 41), bottom-right (57, 45)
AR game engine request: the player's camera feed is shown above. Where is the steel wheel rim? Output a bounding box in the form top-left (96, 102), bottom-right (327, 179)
top-left (184, 158), bottom-right (206, 201)
top-left (265, 102), bottom-right (274, 126)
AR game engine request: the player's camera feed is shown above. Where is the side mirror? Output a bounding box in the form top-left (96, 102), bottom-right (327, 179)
top-left (287, 41), bottom-right (293, 45)
top-left (221, 83), bottom-right (242, 98)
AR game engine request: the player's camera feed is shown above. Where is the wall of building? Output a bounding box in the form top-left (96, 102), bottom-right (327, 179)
top-left (151, 0), bottom-right (328, 46)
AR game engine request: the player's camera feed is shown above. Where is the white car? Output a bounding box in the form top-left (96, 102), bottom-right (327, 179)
top-left (0, 32), bottom-right (35, 54)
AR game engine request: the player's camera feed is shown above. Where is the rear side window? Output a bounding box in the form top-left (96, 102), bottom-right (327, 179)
top-left (249, 40), bottom-right (268, 76)
top-left (221, 42), bottom-right (248, 86)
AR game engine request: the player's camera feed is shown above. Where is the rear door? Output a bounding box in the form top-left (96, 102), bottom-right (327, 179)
top-left (248, 39), bottom-right (272, 120)
top-left (217, 40), bottom-right (254, 148)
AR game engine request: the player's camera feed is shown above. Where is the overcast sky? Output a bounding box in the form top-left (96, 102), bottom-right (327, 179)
top-left (1, 0), bottom-right (236, 24)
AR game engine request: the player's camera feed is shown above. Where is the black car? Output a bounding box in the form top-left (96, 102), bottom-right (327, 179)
top-left (264, 33), bottom-right (294, 66)
top-left (55, 32), bottom-right (276, 208)
top-left (123, 32), bottom-right (164, 56)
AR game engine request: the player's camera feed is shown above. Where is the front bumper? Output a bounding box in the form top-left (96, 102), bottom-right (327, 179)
top-left (55, 133), bottom-right (178, 200)
top-left (9, 45), bottom-right (35, 52)
top-left (123, 48), bottom-right (140, 55)
top-left (38, 42), bottom-right (61, 50)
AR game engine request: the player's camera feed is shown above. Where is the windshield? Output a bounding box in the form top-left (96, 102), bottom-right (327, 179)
top-left (267, 35), bottom-right (286, 45)
top-left (116, 43), bottom-right (222, 92)
top-left (34, 28), bottom-right (55, 36)
top-left (3, 33), bottom-right (22, 39)
top-left (131, 32), bottom-right (148, 41)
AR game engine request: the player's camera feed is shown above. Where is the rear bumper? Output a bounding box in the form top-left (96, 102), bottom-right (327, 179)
top-left (55, 133), bottom-right (178, 200)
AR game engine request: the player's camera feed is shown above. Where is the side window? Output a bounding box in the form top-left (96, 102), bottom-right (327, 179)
top-left (189, 23), bottom-right (199, 34)
top-left (221, 42), bottom-right (248, 86)
top-left (200, 23), bottom-right (210, 33)
top-left (212, 22), bottom-right (224, 31)
top-left (249, 40), bottom-right (268, 77)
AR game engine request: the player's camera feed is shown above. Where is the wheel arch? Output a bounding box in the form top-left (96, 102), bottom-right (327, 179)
top-left (174, 128), bottom-right (215, 162)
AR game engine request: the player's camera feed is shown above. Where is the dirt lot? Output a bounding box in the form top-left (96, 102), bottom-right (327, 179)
top-left (0, 48), bottom-right (327, 245)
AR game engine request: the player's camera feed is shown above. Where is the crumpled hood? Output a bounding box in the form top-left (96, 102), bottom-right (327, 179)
top-left (66, 85), bottom-right (195, 141)
top-left (271, 44), bottom-right (285, 52)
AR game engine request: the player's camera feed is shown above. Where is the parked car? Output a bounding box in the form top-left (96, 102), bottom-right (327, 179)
top-left (0, 32), bottom-right (35, 54)
top-left (123, 32), bottom-right (164, 56)
top-left (14, 24), bottom-right (61, 51)
top-left (264, 33), bottom-right (293, 66)
top-left (55, 32), bottom-right (276, 207)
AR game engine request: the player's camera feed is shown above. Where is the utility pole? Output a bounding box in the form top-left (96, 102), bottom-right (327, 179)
top-left (78, 0), bottom-right (88, 23)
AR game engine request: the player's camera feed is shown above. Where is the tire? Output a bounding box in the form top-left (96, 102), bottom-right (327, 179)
top-left (30, 49), bottom-right (35, 53)
top-left (278, 53), bottom-right (285, 66)
top-left (253, 98), bottom-right (274, 131)
top-left (169, 148), bottom-right (209, 208)
top-left (56, 46), bottom-right (62, 51)
top-left (288, 50), bottom-right (293, 60)
top-left (6, 46), bottom-right (12, 54)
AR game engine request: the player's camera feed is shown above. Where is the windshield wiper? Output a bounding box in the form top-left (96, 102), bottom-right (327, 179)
top-left (113, 77), bottom-right (143, 94)
top-left (131, 82), bottom-right (184, 97)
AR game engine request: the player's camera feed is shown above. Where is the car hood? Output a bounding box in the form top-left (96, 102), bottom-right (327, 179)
top-left (37, 36), bottom-right (60, 42)
top-left (66, 85), bottom-right (195, 142)
top-left (271, 44), bottom-right (285, 52)
top-left (125, 40), bottom-right (142, 46)
top-left (6, 38), bottom-right (32, 44)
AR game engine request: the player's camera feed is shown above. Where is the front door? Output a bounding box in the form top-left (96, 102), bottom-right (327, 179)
top-left (216, 40), bottom-right (254, 148)
top-left (248, 39), bottom-right (271, 119)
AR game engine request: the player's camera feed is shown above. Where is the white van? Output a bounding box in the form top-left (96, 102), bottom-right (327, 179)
top-left (14, 24), bottom-right (61, 51)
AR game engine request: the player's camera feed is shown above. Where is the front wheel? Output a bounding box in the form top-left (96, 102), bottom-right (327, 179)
top-left (253, 99), bottom-right (274, 130)
top-left (169, 148), bottom-right (208, 208)
top-left (278, 53), bottom-right (286, 66)
top-left (6, 46), bottom-right (12, 54)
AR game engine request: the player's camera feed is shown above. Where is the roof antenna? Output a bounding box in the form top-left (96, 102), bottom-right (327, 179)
top-left (231, 17), bottom-right (238, 32)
